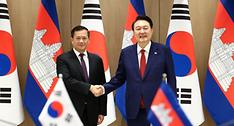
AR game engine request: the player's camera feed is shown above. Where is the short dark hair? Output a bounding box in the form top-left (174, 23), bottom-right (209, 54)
top-left (131, 15), bottom-right (153, 30)
top-left (71, 25), bottom-right (90, 38)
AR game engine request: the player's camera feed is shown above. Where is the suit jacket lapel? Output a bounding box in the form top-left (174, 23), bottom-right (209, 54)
top-left (130, 45), bottom-right (142, 78)
top-left (87, 52), bottom-right (93, 82)
top-left (144, 43), bottom-right (159, 79)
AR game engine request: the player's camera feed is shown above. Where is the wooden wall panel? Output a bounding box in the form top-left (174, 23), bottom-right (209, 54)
top-left (71, 1), bottom-right (83, 30)
top-left (144, 0), bottom-right (160, 42)
top-left (8, 0), bottom-right (40, 91)
top-left (189, 0), bottom-right (218, 125)
top-left (100, 1), bottom-right (128, 125)
top-left (8, 0), bottom-right (40, 125)
top-left (57, 0), bottom-right (72, 51)
top-left (159, 0), bottom-right (173, 43)
top-left (5, 0), bottom-right (219, 125)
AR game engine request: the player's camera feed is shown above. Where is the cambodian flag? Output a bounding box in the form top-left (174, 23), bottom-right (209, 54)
top-left (203, 0), bottom-right (234, 125)
top-left (148, 81), bottom-right (192, 126)
top-left (23, 0), bottom-right (62, 125)
top-left (115, 0), bottom-right (145, 120)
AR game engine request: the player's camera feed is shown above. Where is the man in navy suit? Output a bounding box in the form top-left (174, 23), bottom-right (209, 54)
top-left (56, 25), bottom-right (107, 126)
top-left (91, 16), bottom-right (176, 126)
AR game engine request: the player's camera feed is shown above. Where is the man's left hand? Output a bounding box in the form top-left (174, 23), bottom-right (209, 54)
top-left (97, 114), bottom-right (104, 125)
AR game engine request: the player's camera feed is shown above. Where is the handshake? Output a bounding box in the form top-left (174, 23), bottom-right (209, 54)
top-left (90, 85), bottom-right (105, 97)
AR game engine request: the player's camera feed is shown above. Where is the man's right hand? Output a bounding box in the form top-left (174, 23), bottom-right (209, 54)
top-left (89, 85), bottom-right (104, 97)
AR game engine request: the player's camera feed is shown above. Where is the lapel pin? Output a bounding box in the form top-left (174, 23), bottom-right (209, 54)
top-left (154, 52), bottom-right (157, 55)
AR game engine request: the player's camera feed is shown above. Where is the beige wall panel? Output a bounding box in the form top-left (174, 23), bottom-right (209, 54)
top-left (57, 0), bottom-right (72, 51)
top-left (71, 0), bottom-right (83, 30)
top-left (8, 0), bottom-right (40, 126)
top-left (189, 0), bottom-right (218, 126)
top-left (5, 0), bottom-right (220, 125)
top-left (99, 1), bottom-right (128, 125)
top-left (190, 0), bottom-right (218, 93)
top-left (145, 0), bottom-right (160, 42)
top-left (8, 0), bottom-right (40, 91)
top-left (159, 0), bottom-right (173, 43)
top-left (99, 0), bottom-right (128, 76)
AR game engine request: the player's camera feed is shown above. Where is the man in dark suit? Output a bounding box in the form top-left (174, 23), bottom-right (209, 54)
top-left (56, 25), bottom-right (107, 126)
top-left (91, 16), bottom-right (176, 126)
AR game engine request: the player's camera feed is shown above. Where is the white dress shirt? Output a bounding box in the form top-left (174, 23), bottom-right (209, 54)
top-left (73, 48), bottom-right (90, 77)
top-left (137, 41), bottom-right (151, 68)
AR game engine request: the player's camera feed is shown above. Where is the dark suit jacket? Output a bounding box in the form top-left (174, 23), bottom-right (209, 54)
top-left (56, 50), bottom-right (107, 122)
top-left (104, 42), bottom-right (176, 119)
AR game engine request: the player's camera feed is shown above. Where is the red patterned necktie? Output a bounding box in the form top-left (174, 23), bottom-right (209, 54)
top-left (79, 53), bottom-right (89, 82)
top-left (140, 49), bottom-right (146, 78)
top-left (140, 49), bottom-right (146, 108)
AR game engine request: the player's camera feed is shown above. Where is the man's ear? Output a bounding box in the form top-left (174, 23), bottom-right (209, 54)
top-left (70, 37), bottom-right (73, 43)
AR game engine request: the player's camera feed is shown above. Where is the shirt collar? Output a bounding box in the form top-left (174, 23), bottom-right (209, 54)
top-left (73, 48), bottom-right (88, 58)
top-left (137, 41), bottom-right (151, 54)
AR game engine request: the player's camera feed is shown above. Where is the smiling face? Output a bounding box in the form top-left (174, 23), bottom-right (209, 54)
top-left (71, 29), bottom-right (89, 53)
top-left (133, 20), bottom-right (153, 45)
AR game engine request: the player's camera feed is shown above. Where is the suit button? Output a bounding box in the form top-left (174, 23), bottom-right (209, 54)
top-left (84, 102), bottom-right (87, 104)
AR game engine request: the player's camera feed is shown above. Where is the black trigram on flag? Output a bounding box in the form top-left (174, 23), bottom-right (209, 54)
top-left (177, 88), bottom-right (192, 104)
top-left (171, 4), bottom-right (190, 20)
top-left (0, 2), bottom-right (9, 19)
top-left (82, 3), bottom-right (102, 20)
top-left (0, 88), bottom-right (11, 103)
